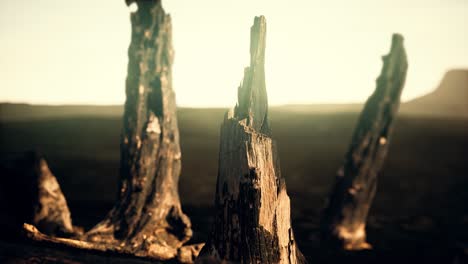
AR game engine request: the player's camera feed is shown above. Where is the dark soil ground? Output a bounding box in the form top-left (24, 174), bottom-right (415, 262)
top-left (0, 107), bottom-right (467, 263)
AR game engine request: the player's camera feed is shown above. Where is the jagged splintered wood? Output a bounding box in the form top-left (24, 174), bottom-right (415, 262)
top-left (29, 153), bottom-right (77, 237)
top-left (0, 152), bottom-right (79, 237)
top-left (23, 1), bottom-right (201, 263)
top-left (199, 16), bottom-right (304, 264)
top-left (321, 34), bottom-right (408, 250)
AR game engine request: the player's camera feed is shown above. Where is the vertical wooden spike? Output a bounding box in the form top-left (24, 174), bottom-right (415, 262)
top-left (84, 0), bottom-right (192, 260)
top-left (199, 16), bottom-right (305, 264)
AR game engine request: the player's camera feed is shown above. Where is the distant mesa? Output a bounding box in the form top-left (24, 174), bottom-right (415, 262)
top-left (270, 69), bottom-right (468, 118)
top-left (402, 69), bottom-right (468, 118)
top-left (1, 70), bottom-right (467, 121)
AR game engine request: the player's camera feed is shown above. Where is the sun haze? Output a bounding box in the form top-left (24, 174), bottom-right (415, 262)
top-left (0, 0), bottom-right (467, 107)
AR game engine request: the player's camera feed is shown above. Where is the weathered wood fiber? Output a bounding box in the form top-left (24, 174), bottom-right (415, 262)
top-left (24, 223), bottom-right (203, 263)
top-left (0, 152), bottom-right (78, 237)
top-left (199, 16), bottom-right (304, 264)
top-left (82, 0), bottom-right (193, 260)
top-left (31, 153), bottom-right (77, 236)
top-left (321, 34), bottom-right (408, 250)
top-left (21, 1), bottom-right (200, 262)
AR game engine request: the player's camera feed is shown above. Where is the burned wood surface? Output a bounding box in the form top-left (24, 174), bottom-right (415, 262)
top-left (198, 16), bottom-right (304, 264)
top-left (20, 0), bottom-right (200, 262)
top-left (30, 153), bottom-right (77, 237)
top-left (83, 0), bottom-right (192, 256)
top-left (0, 152), bottom-right (78, 237)
top-left (321, 34), bottom-right (408, 250)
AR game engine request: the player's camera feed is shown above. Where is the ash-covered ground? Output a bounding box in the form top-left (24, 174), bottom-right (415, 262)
top-left (0, 106), bottom-right (467, 263)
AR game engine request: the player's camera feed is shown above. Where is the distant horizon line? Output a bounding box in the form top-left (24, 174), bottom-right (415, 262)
top-left (2, 96), bottom-right (433, 108)
top-left (0, 101), bottom-right (372, 108)
top-left (3, 67), bottom-right (465, 108)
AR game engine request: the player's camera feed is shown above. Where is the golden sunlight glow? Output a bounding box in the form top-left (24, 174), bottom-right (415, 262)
top-left (0, 0), bottom-right (467, 107)
top-left (128, 3), bottom-right (138, 13)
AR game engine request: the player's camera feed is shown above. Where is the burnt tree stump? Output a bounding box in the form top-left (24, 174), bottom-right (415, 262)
top-left (321, 34), bottom-right (408, 250)
top-left (83, 0), bottom-right (193, 259)
top-left (199, 16), bottom-right (304, 264)
top-left (23, 1), bottom-right (201, 262)
top-left (0, 152), bottom-right (78, 238)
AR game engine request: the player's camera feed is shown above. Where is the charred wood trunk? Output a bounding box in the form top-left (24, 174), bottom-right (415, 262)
top-left (199, 16), bottom-right (304, 264)
top-left (22, 1), bottom-right (201, 262)
top-left (0, 152), bottom-right (78, 238)
top-left (321, 34), bottom-right (408, 250)
top-left (83, 0), bottom-right (193, 260)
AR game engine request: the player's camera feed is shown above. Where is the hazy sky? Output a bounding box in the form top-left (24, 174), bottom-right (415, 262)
top-left (1, 0), bottom-right (467, 107)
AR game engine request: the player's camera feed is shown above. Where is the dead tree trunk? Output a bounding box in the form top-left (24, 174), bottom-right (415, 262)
top-left (321, 34), bottom-right (408, 250)
top-left (23, 1), bottom-right (201, 262)
top-left (83, 0), bottom-right (192, 259)
top-left (199, 16), bottom-right (304, 264)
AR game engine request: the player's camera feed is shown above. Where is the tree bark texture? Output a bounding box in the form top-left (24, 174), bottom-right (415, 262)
top-left (0, 152), bottom-right (78, 237)
top-left (321, 34), bottom-right (408, 250)
top-left (83, 0), bottom-right (193, 260)
top-left (21, 1), bottom-right (201, 262)
top-left (199, 16), bottom-right (304, 264)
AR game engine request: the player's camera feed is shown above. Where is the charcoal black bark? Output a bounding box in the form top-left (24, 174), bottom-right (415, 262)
top-left (321, 34), bottom-right (408, 250)
top-left (199, 16), bottom-right (304, 264)
top-left (83, 0), bottom-right (193, 260)
top-left (22, 1), bottom-right (201, 262)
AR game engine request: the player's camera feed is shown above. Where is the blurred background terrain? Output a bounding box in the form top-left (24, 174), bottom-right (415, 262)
top-left (0, 69), bottom-right (467, 263)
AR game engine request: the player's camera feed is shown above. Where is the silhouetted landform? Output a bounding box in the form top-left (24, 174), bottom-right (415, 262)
top-left (0, 104), bottom-right (124, 121)
top-left (401, 69), bottom-right (468, 118)
top-left (1, 69), bottom-right (466, 122)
